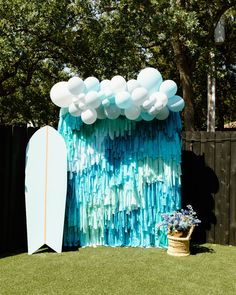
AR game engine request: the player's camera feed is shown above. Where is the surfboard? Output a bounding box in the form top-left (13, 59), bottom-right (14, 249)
top-left (25, 126), bottom-right (67, 255)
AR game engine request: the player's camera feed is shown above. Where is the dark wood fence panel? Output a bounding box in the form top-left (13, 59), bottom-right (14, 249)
top-left (229, 132), bottom-right (236, 246)
top-left (182, 131), bottom-right (236, 246)
top-left (0, 126), bottom-right (37, 253)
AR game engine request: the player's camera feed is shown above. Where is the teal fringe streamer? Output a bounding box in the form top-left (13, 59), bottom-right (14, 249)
top-left (58, 112), bottom-right (182, 248)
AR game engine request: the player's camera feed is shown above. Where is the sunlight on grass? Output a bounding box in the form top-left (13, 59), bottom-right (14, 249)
top-left (0, 244), bottom-right (236, 295)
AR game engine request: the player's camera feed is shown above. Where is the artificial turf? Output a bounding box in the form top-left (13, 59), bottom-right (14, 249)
top-left (0, 244), bottom-right (235, 295)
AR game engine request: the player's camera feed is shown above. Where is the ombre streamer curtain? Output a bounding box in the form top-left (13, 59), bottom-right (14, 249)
top-left (58, 112), bottom-right (182, 248)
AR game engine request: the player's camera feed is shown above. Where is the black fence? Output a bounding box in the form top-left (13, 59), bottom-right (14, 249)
top-left (182, 131), bottom-right (236, 246)
top-left (0, 126), bottom-right (235, 254)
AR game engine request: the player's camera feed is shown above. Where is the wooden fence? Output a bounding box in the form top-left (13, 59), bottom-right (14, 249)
top-left (0, 126), bottom-right (235, 253)
top-left (182, 131), bottom-right (236, 246)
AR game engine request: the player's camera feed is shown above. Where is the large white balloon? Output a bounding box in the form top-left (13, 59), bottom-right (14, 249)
top-left (150, 92), bottom-right (168, 110)
top-left (81, 109), bottom-right (97, 124)
top-left (104, 104), bottom-right (121, 119)
top-left (110, 75), bottom-right (127, 93)
top-left (156, 106), bottom-right (170, 120)
top-left (85, 91), bottom-right (101, 109)
top-left (69, 103), bottom-right (82, 117)
top-left (137, 67), bottom-right (163, 94)
top-left (50, 81), bottom-right (74, 107)
top-left (159, 80), bottom-right (177, 98)
top-left (84, 76), bottom-right (100, 92)
top-left (100, 79), bottom-right (111, 90)
top-left (115, 91), bottom-right (132, 109)
top-left (127, 79), bottom-right (140, 93)
top-left (167, 95), bottom-right (185, 112)
top-left (131, 87), bottom-right (149, 106)
top-left (124, 106), bottom-right (141, 120)
top-left (67, 77), bottom-right (85, 96)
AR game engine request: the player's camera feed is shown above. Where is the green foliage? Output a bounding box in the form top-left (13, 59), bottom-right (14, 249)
top-left (0, 0), bottom-right (235, 129)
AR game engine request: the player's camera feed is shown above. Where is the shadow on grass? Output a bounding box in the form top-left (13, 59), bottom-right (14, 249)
top-left (190, 244), bottom-right (215, 255)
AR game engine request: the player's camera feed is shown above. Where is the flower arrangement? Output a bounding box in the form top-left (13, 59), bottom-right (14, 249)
top-left (157, 205), bottom-right (201, 237)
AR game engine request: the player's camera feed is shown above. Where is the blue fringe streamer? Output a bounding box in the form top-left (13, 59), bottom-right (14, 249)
top-left (58, 112), bottom-right (182, 248)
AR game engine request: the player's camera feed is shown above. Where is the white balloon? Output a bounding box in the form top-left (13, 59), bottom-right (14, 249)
top-left (78, 101), bottom-right (87, 110)
top-left (156, 106), bottom-right (170, 120)
top-left (115, 91), bottom-right (132, 109)
top-left (67, 77), bottom-right (85, 96)
top-left (127, 79), bottom-right (140, 93)
top-left (148, 105), bottom-right (160, 116)
top-left (50, 81), bottom-right (73, 107)
top-left (137, 67), bottom-right (163, 94)
top-left (142, 99), bottom-right (154, 110)
top-left (69, 103), bottom-right (82, 117)
top-left (100, 79), bottom-right (111, 90)
top-left (81, 109), bottom-right (97, 124)
top-left (131, 87), bottom-right (149, 106)
top-left (159, 80), bottom-right (177, 98)
top-left (150, 92), bottom-right (168, 109)
top-left (124, 106), bottom-right (141, 120)
top-left (84, 76), bottom-right (100, 92)
top-left (167, 95), bottom-right (185, 112)
top-left (85, 91), bottom-right (101, 109)
top-left (104, 104), bottom-right (121, 119)
top-left (97, 90), bottom-right (105, 101)
top-left (72, 93), bottom-right (85, 105)
top-left (110, 75), bottom-right (127, 93)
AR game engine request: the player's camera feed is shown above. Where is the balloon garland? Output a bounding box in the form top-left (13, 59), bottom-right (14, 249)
top-left (50, 67), bottom-right (185, 125)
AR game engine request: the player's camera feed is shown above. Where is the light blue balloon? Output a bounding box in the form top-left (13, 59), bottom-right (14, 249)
top-left (115, 91), bottom-right (132, 109)
top-left (167, 95), bottom-right (185, 112)
top-left (102, 98), bottom-right (110, 107)
top-left (156, 106), bottom-right (170, 120)
top-left (159, 80), bottom-right (177, 98)
top-left (104, 104), bottom-right (121, 119)
top-left (84, 76), bottom-right (100, 92)
top-left (137, 67), bottom-right (163, 94)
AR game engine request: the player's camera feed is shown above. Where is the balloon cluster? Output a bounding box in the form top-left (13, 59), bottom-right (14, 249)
top-left (50, 67), bottom-right (185, 125)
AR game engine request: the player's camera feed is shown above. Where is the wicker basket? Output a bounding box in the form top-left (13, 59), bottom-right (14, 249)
top-left (167, 226), bottom-right (194, 257)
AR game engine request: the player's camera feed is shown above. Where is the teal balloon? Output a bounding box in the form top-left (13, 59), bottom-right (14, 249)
top-left (167, 95), bottom-right (185, 112)
top-left (141, 111), bottom-right (155, 121)
top-left (159, 80), bottom-right (177, 98)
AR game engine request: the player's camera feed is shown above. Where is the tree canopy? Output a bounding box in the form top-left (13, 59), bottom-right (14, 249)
top-left (0, 0), bottom-right (235, 129)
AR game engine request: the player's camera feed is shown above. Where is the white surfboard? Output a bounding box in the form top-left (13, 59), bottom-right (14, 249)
top-left (25, 126), bottom-right (67, 255)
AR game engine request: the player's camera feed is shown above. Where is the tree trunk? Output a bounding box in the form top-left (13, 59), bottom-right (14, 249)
top-left (171, 38), bottom-right (195, 131)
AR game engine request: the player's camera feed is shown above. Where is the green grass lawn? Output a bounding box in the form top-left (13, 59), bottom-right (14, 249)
top-left (0, 244), bottom-right (236, 295)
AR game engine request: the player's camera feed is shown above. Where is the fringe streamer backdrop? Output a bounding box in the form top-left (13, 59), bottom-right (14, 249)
top-left (58, 111), bottom-right (182, 248)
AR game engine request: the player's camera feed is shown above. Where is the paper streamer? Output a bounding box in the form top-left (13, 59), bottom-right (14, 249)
top-left (58, 112), bottom-right (182, 248)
